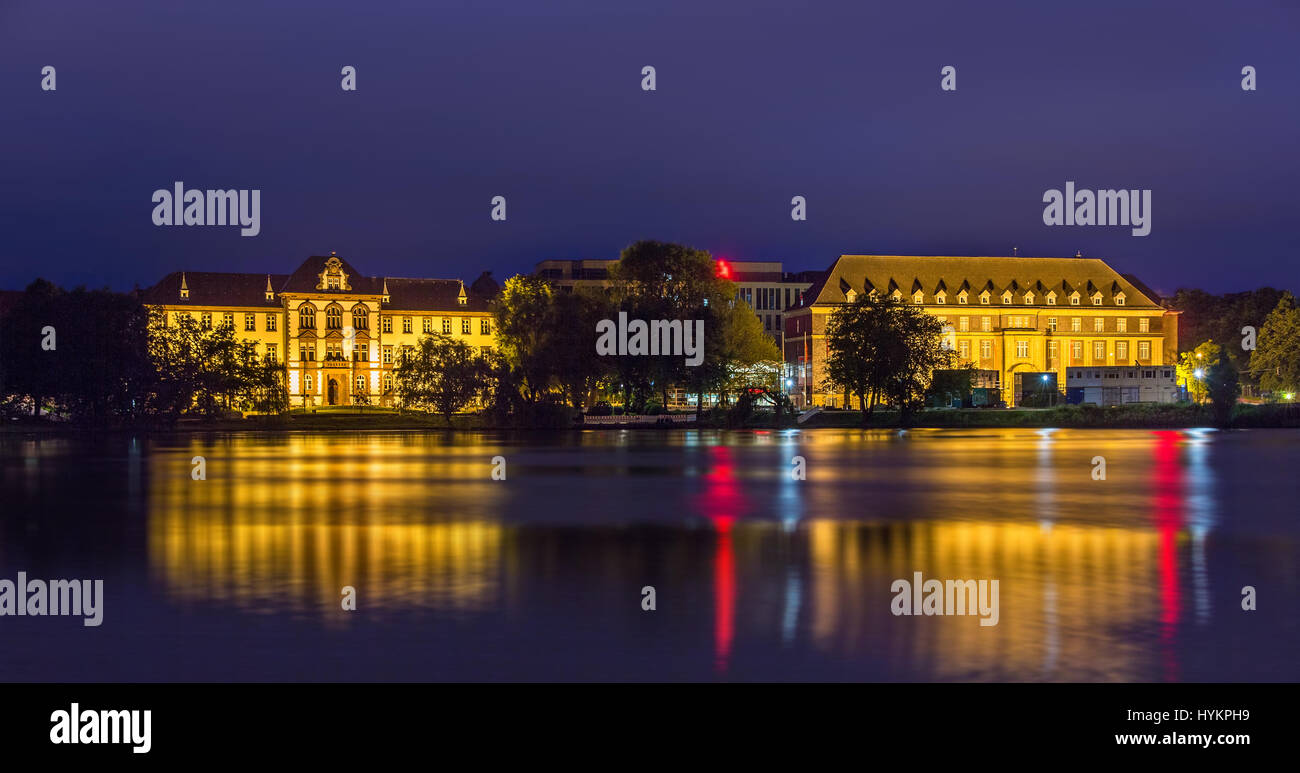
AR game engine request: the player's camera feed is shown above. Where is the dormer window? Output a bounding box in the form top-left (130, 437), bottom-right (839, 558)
top-left (913, 291), bottom-right (924, 304)
top-left (1001, 292), bottom-right (1012, 304)
top-left (958, 292), bottom-right (968, 305)
top-left (1024, 292), bottom-right (1034, 305)
top-left (1046, 293), bottom-right (1056, 305)
top-left (980, 292), bottom-right (990, 305)
top-left (845, 289), bottom-right (858, 303)
top-left (179, 273), bottom-right (189, 300)
top-left (1092, 293), bottom-right (1103, 306)
top-left (935, 292), bottom-right (946, 305)
top-left (1115, 293), bottom-right (1126, 306)
top-left (1070, 293), bottom-right (1081, 306)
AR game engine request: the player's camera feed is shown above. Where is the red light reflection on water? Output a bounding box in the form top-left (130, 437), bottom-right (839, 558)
top-left (1151, 431), bottom-right (1185, 682)
top-left (698, 447), bottom-right (742, 673)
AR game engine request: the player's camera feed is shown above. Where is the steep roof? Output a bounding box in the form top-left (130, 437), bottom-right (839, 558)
top-left (805, 255), bottom-right (1163, 309)
top-left (141, 271), bottom-right (289, 308)
top-left (385, 278), bottom-right (491, 312)
top-left (281, 255), bottom-right (385, 295)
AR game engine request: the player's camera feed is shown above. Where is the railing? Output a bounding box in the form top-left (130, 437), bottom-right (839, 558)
top-left (583, 414), bottom-right (697, 425)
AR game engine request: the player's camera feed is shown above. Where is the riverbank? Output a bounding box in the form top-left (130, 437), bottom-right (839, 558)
top-left (4, 402), bottom-right (1299, 434)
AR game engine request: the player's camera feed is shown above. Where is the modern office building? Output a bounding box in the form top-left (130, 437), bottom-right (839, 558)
top-left (783, 254), bottom-right (1180, 408)
top-left (142, 254), bottom-right (499, 408)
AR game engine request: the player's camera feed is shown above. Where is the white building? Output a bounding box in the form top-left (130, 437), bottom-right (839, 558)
top-left (1066, 365), bottom-right (1180, 406)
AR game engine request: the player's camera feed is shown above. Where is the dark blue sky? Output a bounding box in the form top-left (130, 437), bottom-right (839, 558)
top-left (2, 0), bottom-right (1297, 298)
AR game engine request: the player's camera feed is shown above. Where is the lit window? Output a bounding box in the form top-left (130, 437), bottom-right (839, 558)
top-left (266, 314), bottom-right (277, 332)
top-left (1093, 294), bottom-right (1102, 306)
top-left (1139, 341), bottom-right (1150, 359)
top-left (1016, 340), bottom-right (1029, 358)
top-left (1139, 318), bottom-right (1149, 333)
top-left (1048, 317), bottom-right (1057, 332)
top-left (481, 318), bottom-right (491, 335)
top-left (1093, 318), bottom-right (1104, 332)
top-left (222, 312), bottom-right (234, 329)
top-left (326, 307), bottom-right (342, 329)
top-left (423, 317), bottom-right (432, 334)
top-left (462, 318), bottom-right (471, 334)
top-left (382, 346), bottom-right (393, 364)
top-left (355, 374), bottom-right (367, 393)
top-left (1071, 294), bottom-right (1080, 306)
top-left (245, 313), bottom-right (256, 331)
top-left (981, 316), bottom-right (992, 332)
top-left (403, 317), bottom-right (412, 334)
top-left (1072, 341), bottom-right (1083, 361)
top-left (442, 318), bottom-right (451, 334)
top-left (266, 344), bottom-right (277, 362)
top-left (201, 312), bottom-right (213, 330)
top-left (1071, 317), bottom-right (1081, 332)
top-left (959, 341), bottom-right (969, 359)
top-left (1117, 318), bottom-right (1127, 333)
top-left (1047, 295), bottom-right (1056, 306)
top-left (353, 307), bottom-right (369, 330)
top-left (1093, 341), bottom-right (1106, 361)
top-left (382, 373), bottom-right (393, 393)
top-left (980, 340), bottom-right (992, 359)
top-left (382, 316), bottom-right (392, 333)
top-left (1117, 341), bottom-right (1128, 360)
top-left (304, 374), bottom-right (313, 391)
top-left (959, 316), bottom-right (969, 332)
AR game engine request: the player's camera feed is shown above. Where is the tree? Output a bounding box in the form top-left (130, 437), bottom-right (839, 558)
top-left (1176, 340), bottom-right (1221, 404)
top-left (491, 275), bottom-right (556, 405)
top-left (824, 295), bottom-right (952, 424)
top-left (1205, 349), bottom-right (1240, 427)
top-left (395, 334), bottom-right (486, 424)
top-left (1252, 293), bottom-right (1300, 399)
top-left (546, 288), bottom-right (614, 410)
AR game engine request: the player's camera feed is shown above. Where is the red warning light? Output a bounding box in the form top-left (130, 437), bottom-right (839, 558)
top-left (716, 259), bottom-right (732, 279)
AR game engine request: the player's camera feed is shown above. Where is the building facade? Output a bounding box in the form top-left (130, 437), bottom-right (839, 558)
top-left (783, 255), bottom-right (1180, 408)
top-left (143, 254), bottom-right (497, 408)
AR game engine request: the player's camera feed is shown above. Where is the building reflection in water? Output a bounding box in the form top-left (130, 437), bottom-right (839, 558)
top-left (136, 428), bottom-right (1232, 680)
top-left (148, 434), bottom-right (505, 623)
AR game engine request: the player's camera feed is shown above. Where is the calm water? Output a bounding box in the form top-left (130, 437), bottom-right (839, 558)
top-left (1, 428), bottom-right (1297, 682)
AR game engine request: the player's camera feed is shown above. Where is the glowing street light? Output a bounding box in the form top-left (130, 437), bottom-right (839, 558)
top-left (1194, 369), bottom-right (1205, 379)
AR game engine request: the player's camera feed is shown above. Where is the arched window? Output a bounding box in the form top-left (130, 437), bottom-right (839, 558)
top-left (352, 305), bottom-right (369, 330)
top-left (355, 374), bottom-right (367, 393)
top-left (382, 373), bottom-right (393, 393)
top-left (326, 306), bottom-right (343, 329)
top-left (299, 304), bottom-right (316, 329)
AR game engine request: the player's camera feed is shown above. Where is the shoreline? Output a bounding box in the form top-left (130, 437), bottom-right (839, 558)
top-left (4, 403), bottom-right (1298, 434)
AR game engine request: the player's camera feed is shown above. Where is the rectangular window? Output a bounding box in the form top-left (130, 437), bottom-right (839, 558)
top-left (304, 343), bottom-right (316, 361)
top-left (442, 318), bottom-right (451, 334)
top-left (265, 344), bottom-right (277, 362)
top-left (1071, 317), bottom-right (1081, 332)
top-left (1139, 341), bottom-right (1151, 360)
top-left (462, 318), bottom-right (471, 334)
top-left (266, 313), bottom-right (277, 332)
top-left (423, 317), bottom-right (432, 334)
top-left (245, 313), bottom-right (256, 331)
top-left (1093, 317), bottom-right (1104, 332)
top-left (784, 288), bottom-right (791, 309)
top-left (1071, 295), bottom-right (1080, 305)
top-left (980, 294), bottom-right (989, 305)
top-left (382, 316), bottom-right (392, 333)
top-left (356, 343), bottom-right (369, 362)
top-left (1117, 318), bottom-right (1127, 333)
top-left (481, 318), bottom-right (491, 335)
top-left (959, 316), bottom-right (969, 332)
top-left (1047, 295), bottom-right (1056, 305)
top-left (1016, 340), bottom-right (1029, 358)
top-left (1048, 340), bottom-right (1058, 362)
top-left (1093, 341), bottom-right (1106, 361)
top-left (959, 340), bottom-right (970, 360)
top-left (222, 312), bottom-right (234, 329)
top-left (382, 346), bottom-right (393, 364)
top-left (1048, 317), bottom-right (1057, 332)
top-left (1139, 318), bottom-right (1150, 333)
top-left (981, 316), bottom-right (991, 332)
top-left (1116, 341), bottom-right (1128, 360)
top-left (1072, 341), bottom-right (1083, 362)
top-left (201, 312), bottom-right (212, 330)
top-left (980, 340), bottom-right (992, 359)
top-left (402, 317), bottom-right (412, 334)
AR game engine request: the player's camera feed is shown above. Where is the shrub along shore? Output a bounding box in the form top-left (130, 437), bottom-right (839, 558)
top-left (4, 402), bottom-right (1299, 433)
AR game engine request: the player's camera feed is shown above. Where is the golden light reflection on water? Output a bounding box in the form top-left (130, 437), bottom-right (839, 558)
top-left (148, 434), bottom-right (506, 620)
top-left (133, 428), bottom-right (1259, 679)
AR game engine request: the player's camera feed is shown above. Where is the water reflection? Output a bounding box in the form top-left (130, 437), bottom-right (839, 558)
top-left (2, 428), bottom-right (1298, 681)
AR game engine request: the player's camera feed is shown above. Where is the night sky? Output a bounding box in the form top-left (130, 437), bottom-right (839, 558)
top-left (2, 0), bottom-right (1297, 297)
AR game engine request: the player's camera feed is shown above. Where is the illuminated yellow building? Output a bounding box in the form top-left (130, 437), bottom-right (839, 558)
top-left (143, 254), bottom-right (499, 408)
top-left (784, 255), bottom-right (1180, 407)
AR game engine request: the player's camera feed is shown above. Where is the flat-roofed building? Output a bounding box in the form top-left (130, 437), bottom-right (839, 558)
top-left (783, 254), bottom-right (1179, 408)
top-left (1066, 365), bottom-right (1181, 406)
